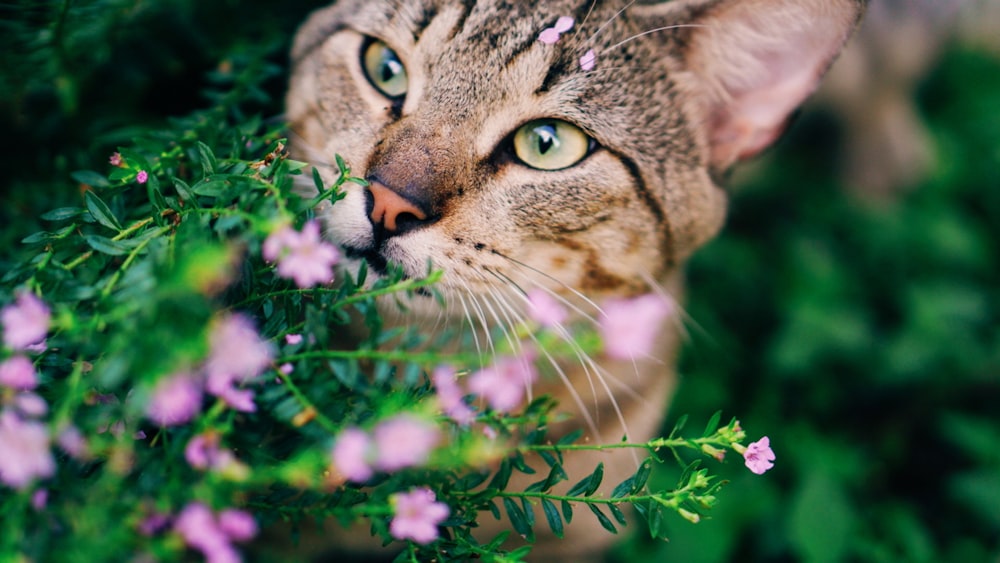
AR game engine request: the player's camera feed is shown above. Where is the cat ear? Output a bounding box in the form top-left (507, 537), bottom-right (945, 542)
top-left (634, 0), bottom-right (864, 169)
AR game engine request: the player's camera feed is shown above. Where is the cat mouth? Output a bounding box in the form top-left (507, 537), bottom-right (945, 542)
top-left (343, 244), bottom-right (390, 276)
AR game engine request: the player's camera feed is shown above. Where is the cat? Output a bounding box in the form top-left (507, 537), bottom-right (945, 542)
top-left (283, 0), bottom-right (864, 560)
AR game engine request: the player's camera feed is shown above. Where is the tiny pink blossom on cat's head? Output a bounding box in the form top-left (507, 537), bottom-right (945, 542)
top-left (526, 289), bottom-right (567, 328)
top-left (467, 355), bottom-right (538, 413)
top-left (373, 414), bottom-right (440, 472)
top-left (580, 49), bottom-right (596, 71)
top-left (538, 27), bottom-right (561, 44)
top-left (390, 488), bottom-right (450, 544)
top-left (332, 427), bottom-right (374, 482)
top-left (744, 436), bottom-right (776, 475)
top-left (599, 293), bottom-right (673, 360)
top-left (0, 355), bottom-right (38, 390)
top-left (2, 291), bottom-right (50, 351)
top-left (553, 16), bottom-right (574, 33)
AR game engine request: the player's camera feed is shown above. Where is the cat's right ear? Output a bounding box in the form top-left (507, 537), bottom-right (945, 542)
top-left (633, 0), bottom-right (865, 170)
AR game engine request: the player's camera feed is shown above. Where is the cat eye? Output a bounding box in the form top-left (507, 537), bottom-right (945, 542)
top-left (361, 39), bottom-right (408, 98)
top-left (512, 119), bottom-right (592, 171)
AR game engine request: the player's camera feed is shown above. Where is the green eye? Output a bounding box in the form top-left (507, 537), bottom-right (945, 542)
top-left (362, 39), bottom-right (408, 98)
top-left (512, 119), bottom-right (591, 171)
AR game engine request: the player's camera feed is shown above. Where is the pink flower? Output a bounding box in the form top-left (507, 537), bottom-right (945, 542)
top-left (284, 333), bottom-right (303, 345)
top-left (599, 293), bottom-right (673, 360)
top-left (32, 488), bottom-right (48, 510)
top-left (14, 393), bottom-right (48, 418)
top-left (389, 488), bottom-right (449, 544)
top-left (331, 428), bottom-right (374, 482)
top-left (146, 372), bottom-right (202, 426)
top-left (109, 152), bottom-right (123, 167)
top-left (538, 16), bottom-right (574, 44)
top-left (263, 221), bottom-right (339, 288)
top-left (467, 356), bottom-right (538, 413)
top-left (0, 410), bottom-right (55, 489)
top-left (432, 365), bottom-right (476, 425)
top-left (56, 424), bottom-right (88, 460)
top-left (0, 355), bottom-right (38, 390)
top-left (217, 509), bottom-right (258, 542)
top-left (580, 49), bottom-right (596, 71)
top-left (2, 292), bottom-right (51, 351)
top-left (204, 314), bottom-right (273, 412)
top-left (174, 502), bottom-right (253, 563)
top-left (185, 432), bottom-right (242, 475)
top-left (744, 436), bottom-right (776, 475)
top-left (373, 415), bottom-right (440, 472)
top-left (136, 170), bottom-right (149, 184)
top-left (526, 289), bottom-right (568, 328)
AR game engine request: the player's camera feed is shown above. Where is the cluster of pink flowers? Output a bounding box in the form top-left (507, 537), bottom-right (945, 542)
top-left (185, 432), bottom-right (247, 478)
top-left (432, 355), bottom-right (538, 426)
top-left (174, 502), bottom-right (258, 563)
top-left (331, 414), bottom-right (441, 482)
top-left (262, 221), bottom-right (340, 288)
top-left (535, 16), bottom-right (597, 70)
top-left (0, 291), bottom-right (56, 490)
top-left (743, 436), bottom-right (776, 475)
top-left (146, 313), bottom-right (273, 426)
top-left (389, 488), bottom-right (450, 544)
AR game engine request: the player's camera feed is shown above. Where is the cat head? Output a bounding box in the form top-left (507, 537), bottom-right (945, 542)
top-left (287, 0), bottom-right (863, 315)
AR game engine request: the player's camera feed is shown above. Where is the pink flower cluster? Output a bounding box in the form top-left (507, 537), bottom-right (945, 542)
top-left (743, 436), bottom-right (776, 475)
top-left (390, 488), bottom-right (450, 544)
top-left (599, 293), bottom-right (674, 360)
top-left (146, 313), bottom-right (273, 425)
top-left (331, 414), bottom-right (441, 482)
top-left (432, 355), bottom-right (538, 427)
top-left (174, 502), bottom-right (258, 563)
top-left (185, 432), bottom-right (246, 476)
top-left (263, 221), bottom-right (340, 288)
top-left (0, 292), bottom-right (56, 490)
top-left (538, 16), bottom-right (574, 44)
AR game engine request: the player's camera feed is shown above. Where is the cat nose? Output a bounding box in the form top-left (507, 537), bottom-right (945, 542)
top-left (366, 181), bottom-right (430, 234)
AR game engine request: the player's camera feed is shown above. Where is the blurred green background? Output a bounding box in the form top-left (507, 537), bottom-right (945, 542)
top-left (1, 2), bottom-right (997, 562)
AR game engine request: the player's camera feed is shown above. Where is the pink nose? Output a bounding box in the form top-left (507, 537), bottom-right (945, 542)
top-left (367, 182), bottom-right (428, 232)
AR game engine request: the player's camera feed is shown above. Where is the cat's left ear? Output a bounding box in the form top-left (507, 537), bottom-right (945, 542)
top-left (633, 0), bottom-right (865, 169)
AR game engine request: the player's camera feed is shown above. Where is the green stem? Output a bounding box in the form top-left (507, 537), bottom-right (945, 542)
top-left (275, 368), bottom-right (339, 435)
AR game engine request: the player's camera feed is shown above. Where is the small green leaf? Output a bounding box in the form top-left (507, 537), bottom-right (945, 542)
top-left (557, 429), bottom-right (584, 446)
top-left (588, 504), bottom-right (618, 534)
top-left (488, 459), bottom-right (512, 491)
top-left (608, 503), bottom-right (627, 526)
top-left (541, 498), bottom-right (564, 539)
top-left (702, 411), bottom-right (722, 438)
top-left (41, 207), bottom-right (84, 221)
top-left (84, 191), bottom-right (123, 232)
top-left (611, 477), bottom-right (634, 499)
top-left (503, 498), bottom-right (532, 540)
top-left (632, 458), bottom-right (653, 493)
top-left (561, 500), bottom-right (573, 524)
top-left (84, 234), bottom-right (132, 256)
top-left (196, 141), bottom-right (217, 176)
top-left (567, 462), bottom-right (604, 497)
top-left (71, 170), bottom-right (111, 188)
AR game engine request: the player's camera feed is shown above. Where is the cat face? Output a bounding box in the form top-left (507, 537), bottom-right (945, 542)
top-left (287, 0), bottom-right (863, 316)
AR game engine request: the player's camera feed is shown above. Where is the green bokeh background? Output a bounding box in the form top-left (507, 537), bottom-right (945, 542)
top-left (2, 2), bottom-right (997, 561)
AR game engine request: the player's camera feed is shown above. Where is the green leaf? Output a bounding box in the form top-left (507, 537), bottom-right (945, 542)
top-left (84, 234), bottom-right (133, 256)
top-left (608, 503), bottom-right (627, 526)
top-left (557, 429), bottom-right (584, 446)
top-left (588, 504), bottom-right (618, 534)
top-left (521, 498), bottom-right (536, 529)
top-left (71, 170), bottom-right (111, 188)
top-left (503, 497), bottom-right (532, 541)
top-left (565, 462), bottom-right (603, 497)
top-left (84, 191), bottom-right (123, 232)
top-left (702, 411), bottom-right (722, 438)
top-left (611, 477), bottom-right (634, 499)
top-left (196, 141), bottom-right (217, 176)
top-left (631, 458), bottom-right (653, 493)
top-left (561, 500), bottom-right (573, 524)
top-left (41, 207), bottom-right (84, 221)
top-left (488, 459), bottom-right (512, 492)
top-left (539, 498), bottom-right (563, 539)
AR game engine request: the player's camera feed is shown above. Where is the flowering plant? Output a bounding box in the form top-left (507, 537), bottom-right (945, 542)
top-left (0, 50), bottom-right (774, 562)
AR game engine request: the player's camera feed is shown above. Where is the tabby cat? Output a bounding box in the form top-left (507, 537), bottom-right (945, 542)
top-left (284, 0), bottom-right (864, 559)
